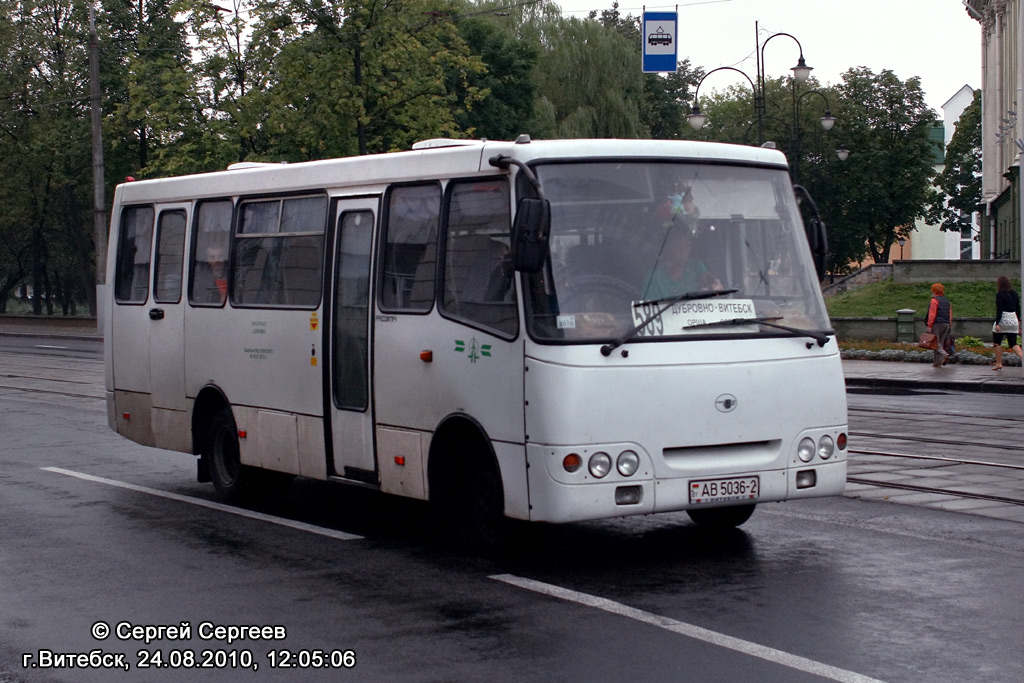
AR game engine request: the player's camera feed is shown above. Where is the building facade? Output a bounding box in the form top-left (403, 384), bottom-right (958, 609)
top-left (966, 0), bottom-right (1022, 259)
top-left (910, 85), bottom-right (981, 261)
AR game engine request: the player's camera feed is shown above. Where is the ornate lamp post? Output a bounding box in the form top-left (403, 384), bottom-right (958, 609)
top-left (688, 22), bottom-right (849, 165)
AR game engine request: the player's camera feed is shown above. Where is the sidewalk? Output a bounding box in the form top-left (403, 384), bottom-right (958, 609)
top-left (842, 357), bottom-right (1024, 394)
top-left (0, 315), bottom-right (101, 342)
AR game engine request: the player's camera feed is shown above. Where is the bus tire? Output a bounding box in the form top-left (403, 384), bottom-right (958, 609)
top-left (465, 465), bottom-right (507, 551)
top-left (206, 407), bottom-right (248, 500)
top-left (686, 503), bottom-right (756, 529)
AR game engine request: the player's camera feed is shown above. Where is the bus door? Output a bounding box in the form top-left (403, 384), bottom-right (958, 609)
top-left (327, 198), bottom-right (379, 480)
top-left (149, 205), bottom-right (189, 412)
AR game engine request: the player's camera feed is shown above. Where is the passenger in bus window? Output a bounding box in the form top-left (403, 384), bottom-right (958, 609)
top-left (193, 245), bottom-right (229, 304)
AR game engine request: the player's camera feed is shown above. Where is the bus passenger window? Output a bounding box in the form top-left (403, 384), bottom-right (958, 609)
top-left (190, 200), bottom-right (233, 306)
top-left (114, 205), bottom-right (154, 304)
top-left (231, 195), bottom-right (326, 308)
top-left (442, 179), bottom-right (517, 337)
top-left (154, 210), bottom-right (186, 303)
top-left (380, 184), bottom-right (440, 312)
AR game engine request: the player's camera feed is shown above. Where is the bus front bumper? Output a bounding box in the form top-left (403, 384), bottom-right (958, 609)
top-left (525, 447), bottom-right (847, 524)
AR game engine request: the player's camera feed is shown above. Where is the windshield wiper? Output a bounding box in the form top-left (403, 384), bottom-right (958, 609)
top-left (683, 316), bottom-right (830, 348)
top-left (599, 288), bottom-right (739, 357)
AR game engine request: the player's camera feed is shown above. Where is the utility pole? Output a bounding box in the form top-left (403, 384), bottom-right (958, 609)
top-left (89, 3), bottom-right (107, 319)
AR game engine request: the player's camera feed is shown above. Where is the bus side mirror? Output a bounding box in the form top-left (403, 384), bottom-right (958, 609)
top-left (792, 184), bottom-right (828, 280)
top-left (512, 197), bottom-right (550, 273)
top-left (807, 218), bottom-right (828, 280)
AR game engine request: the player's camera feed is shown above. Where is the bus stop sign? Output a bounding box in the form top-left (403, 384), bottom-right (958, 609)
top-left (642, 11), bottom-right (677, 73)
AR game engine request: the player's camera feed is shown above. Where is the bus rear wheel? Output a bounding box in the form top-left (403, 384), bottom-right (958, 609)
top-left (206, 408), bottom-right (248, 500)
top-left (686, 504), bottom-right (756, 529)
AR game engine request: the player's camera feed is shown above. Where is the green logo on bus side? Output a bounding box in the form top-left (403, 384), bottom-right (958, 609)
top-left (455, 338), bottom-right (491, 364)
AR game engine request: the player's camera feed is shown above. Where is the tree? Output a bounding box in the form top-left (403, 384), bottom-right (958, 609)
top-left (452, 8), bottom-right (537, 140)
top-left (238, 0), bottom-right (487, 160)
top-left (831, 67), bottom-right (938, 265)
top-left (927, 89), bottom-right (981, 233)
top-left (0, 0), bottom-right (97, 314)
top-left (528, 10), bottom-right (645, 138)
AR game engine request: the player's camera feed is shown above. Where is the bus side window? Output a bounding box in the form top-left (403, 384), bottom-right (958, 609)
top-left (232, 196), bottom-right (326, 308)
top-left (442, 179), bottom-right (517, 337)
top-left (279, 197), bottom-right (326, 307)
top-left (189, 200), bottom-right (233, 306)
top-left (114, 205), bottom-right (154, 304)
top-left (154, 210), bottom-right (186, 303)
top-left (380, 184), bottom-right (440, 312)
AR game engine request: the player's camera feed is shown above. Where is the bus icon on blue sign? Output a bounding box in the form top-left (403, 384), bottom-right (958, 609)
top-left (648, 30), bottom-right (672, 46)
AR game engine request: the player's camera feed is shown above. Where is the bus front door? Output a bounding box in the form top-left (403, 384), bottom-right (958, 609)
top-left (327, 199), bottom-right (379, 482)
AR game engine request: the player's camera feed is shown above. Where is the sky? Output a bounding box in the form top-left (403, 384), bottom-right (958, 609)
top-left (552, 0), bottom-right (982, 116)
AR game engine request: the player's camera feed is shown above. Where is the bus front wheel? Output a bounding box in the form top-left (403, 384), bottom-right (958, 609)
top-left (686, 504), bottom-right (756, 529)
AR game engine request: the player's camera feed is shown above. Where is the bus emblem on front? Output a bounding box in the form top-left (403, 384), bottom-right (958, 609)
top-left (715, 394), bottom-right (737, 412)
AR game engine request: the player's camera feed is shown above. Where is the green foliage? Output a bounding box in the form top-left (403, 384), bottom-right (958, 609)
top-left (453, 11), bottom-right (538, 140)
top-left (825, 279), bottom-right (1020, 318)
top-left (831, 68), bottom-right (938, 265)
top-left (529, 13), bottom-right (645, 138)
top-left (927, 89), bottom-right (981, 232)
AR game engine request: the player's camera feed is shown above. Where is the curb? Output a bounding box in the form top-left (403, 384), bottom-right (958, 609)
top-left (0, 331), bottom-right (103, 343)
top-left (844, 375), bottom-right (1024, 395)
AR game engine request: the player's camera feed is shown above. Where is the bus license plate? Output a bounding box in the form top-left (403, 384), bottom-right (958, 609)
top-left (689, 476), bottom-right (759, 504)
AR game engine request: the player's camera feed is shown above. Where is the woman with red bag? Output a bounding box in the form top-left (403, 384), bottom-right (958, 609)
top-left (926, 283), bottom-right (952, 367)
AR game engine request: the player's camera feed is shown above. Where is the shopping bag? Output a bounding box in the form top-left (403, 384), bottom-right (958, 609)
top-left (917, 332), bottom-right (938, 350)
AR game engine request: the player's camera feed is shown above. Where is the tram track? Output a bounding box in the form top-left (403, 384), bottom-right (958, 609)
top-left (847, 446), bottom-right (1024, 507)
top-left (849, 431), bottom-right (1023, 452)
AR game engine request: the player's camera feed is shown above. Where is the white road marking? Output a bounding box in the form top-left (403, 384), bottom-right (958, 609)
top-left (41, 467), bottom-right (363, 541)
top-left (490, 574), bottom-right (887, 683)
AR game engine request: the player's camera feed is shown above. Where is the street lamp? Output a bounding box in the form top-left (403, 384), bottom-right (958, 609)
top-left (688, 22), bottom-right (841, 155)
top-left (687, 66), bottom-right (756, 131)
top-left (792, 89), bottom-right (838, 179)
top-left (755, 22), bottom-right (813, 145)
top-left (836, 144), bottom-right (850, 161)
top-left (898, 237), bottom-right (906, 260)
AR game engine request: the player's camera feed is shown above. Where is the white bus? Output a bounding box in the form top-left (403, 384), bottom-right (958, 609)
top-left (104, 137), bottom-right (847, 540)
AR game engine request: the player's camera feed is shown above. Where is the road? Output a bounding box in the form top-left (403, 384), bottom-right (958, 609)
top-left (0, 346), bottom-right (1022, 682)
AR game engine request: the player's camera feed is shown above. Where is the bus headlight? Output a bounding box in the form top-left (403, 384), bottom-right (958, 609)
top-left (817, 435), bottom-right (835, 460)
top-left (797, 437), bottom-right (816, 463)
top-left (589, 452), bottom-right (612, 478)
top-left (616, 450), bottom-right (640, 477)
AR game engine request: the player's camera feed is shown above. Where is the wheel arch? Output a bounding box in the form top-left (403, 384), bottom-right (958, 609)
top-left (427, 413), bottom-right (503, 507)
top-left (192, 384), bottom-right (230, 456)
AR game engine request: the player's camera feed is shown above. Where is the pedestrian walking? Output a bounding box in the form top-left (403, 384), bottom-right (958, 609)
top-left (991, 275), bottom-right (1022, 370)
top-left (926, 282), bottom-right (952, 367)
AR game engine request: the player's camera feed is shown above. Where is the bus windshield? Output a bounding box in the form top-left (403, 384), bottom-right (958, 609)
top-left (522, 161), bottom-right (831, 343)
